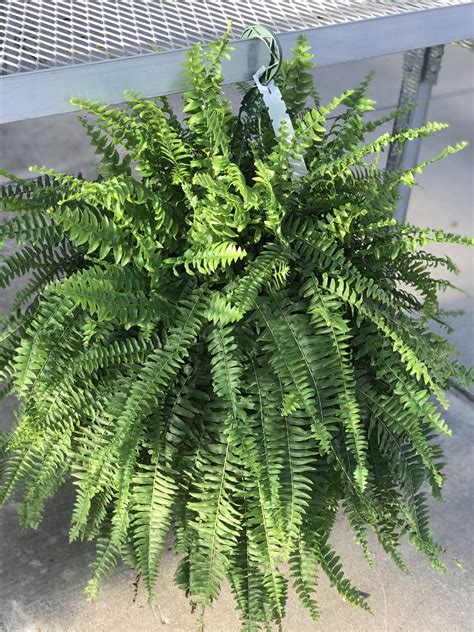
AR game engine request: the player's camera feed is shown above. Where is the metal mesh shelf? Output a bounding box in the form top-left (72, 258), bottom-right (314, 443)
top-left (0, 0), bottom-right (472, 122)
top-left (0, 0), bottom-right (471, 75)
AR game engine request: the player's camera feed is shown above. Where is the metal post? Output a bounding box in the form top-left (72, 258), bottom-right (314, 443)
top-left (387, 45), bottom-right (444, 223)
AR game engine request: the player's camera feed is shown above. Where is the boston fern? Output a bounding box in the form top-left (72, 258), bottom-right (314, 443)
top-left (0, 32), bottom-right (472, 629)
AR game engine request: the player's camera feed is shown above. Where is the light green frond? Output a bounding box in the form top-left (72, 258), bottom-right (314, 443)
top-left (49, 264), bottom-right (169, 328)
top-left (278, 35), bottom-right (319, 116)
top-left (183, 242), bottom-right (247, 276)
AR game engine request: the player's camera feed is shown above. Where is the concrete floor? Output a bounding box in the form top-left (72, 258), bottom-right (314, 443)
top-left (0, 44), bottom-right (473, 631)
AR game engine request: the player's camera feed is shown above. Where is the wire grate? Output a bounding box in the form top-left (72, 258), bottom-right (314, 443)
top-left (0, 0), bottom-right (470, 76)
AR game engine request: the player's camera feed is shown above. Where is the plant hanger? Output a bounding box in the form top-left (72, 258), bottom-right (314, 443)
top-left (241, 26), bottom-right (308, 178)
top-left (241, 25), bottom-right (283, 86)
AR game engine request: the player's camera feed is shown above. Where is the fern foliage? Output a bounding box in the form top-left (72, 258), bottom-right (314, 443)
top-left (1, 33), bottom-right (472, 629)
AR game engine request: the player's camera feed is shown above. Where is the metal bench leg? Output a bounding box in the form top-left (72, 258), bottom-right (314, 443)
top-left (386, 45), bottom-right (444, 223)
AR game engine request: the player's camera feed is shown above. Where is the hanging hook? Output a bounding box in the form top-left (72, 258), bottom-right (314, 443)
top-left (239, 25), bottom-right (307, 179)
top-left (240, 25), bottom-right (282, 85)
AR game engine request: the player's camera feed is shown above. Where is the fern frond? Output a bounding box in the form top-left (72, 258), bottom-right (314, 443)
top-left (1, 30), bottom-right (470, 629)
top-left (0, 213), bottom-right (62, 247)
top-left (256, 296), bottom-right (334, 455)
top-left (49, 264), bottom-right (170, 328)
top-left (289, 536), bottom-right (320, 620)
top-left (315, 539), bottom-right (370, 610)
top-left (188, 437), bottom-right (241, 604)
top-left (278, 35), bottom-right (319, 117)
top-left (183, 242), bottom-right (247, 276)
top-left (305, 281), bottom-right (368, 491)
top-left (131, 460), bottom-right (176, 595)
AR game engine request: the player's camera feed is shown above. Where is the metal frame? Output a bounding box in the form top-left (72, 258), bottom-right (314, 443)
top-left (387, 46), bottom-right (446, 222)
top-left (0, 1), bottom-right (472, 219)
top-left (0, 1), bottom-right (472, 123)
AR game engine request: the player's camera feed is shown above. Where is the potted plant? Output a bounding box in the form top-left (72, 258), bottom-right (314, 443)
top-left (0, 32), bottom-right (472, 630)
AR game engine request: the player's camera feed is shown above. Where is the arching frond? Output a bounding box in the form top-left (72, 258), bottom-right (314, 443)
top-left (1, 30), bottom-right (471, 631)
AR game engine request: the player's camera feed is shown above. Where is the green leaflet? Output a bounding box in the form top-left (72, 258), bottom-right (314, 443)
top-left (305, 282), bottom-right (368, 491)
top-left (1, 31), bottom-right (472, 631)
top-left (48, 263), bottom-right (171, 328)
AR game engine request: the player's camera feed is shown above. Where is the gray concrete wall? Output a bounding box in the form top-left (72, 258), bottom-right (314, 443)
top-left (0, 44), bottom-right (473, 631)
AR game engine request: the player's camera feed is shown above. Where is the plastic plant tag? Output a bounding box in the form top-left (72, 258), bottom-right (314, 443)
top-left (252, 65), bottom-right (308, 179)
